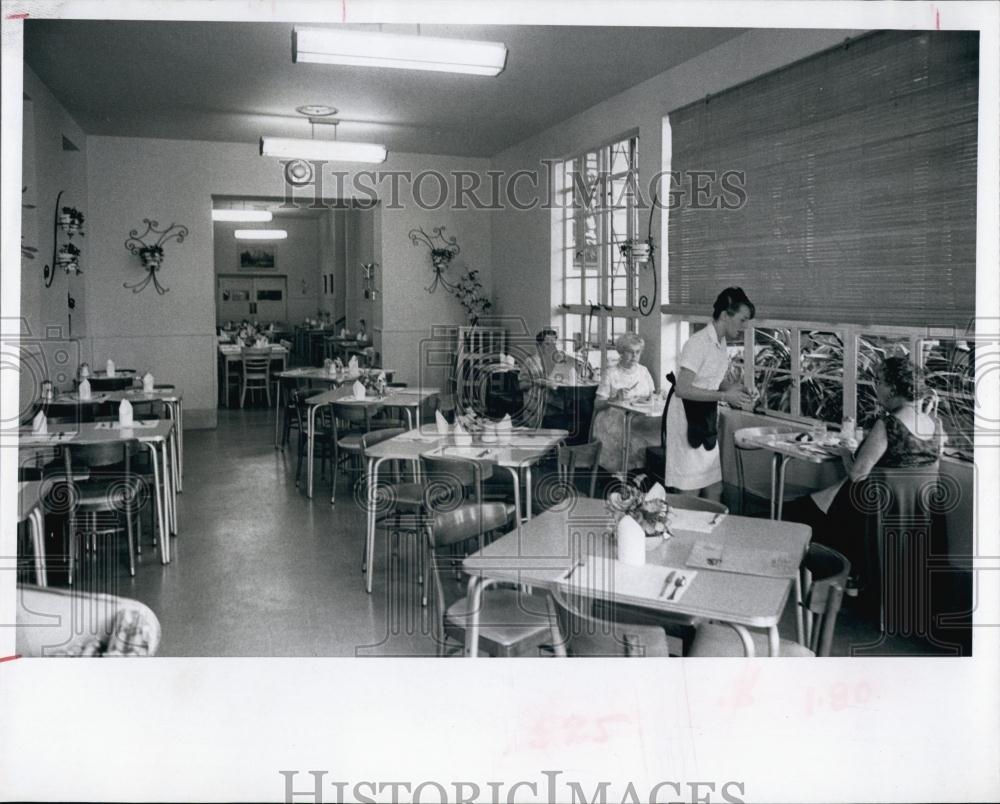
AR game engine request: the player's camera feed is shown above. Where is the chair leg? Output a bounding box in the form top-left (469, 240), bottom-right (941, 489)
top-left (330, 440), bottom-right (339, 504)
top-left (125, 507), bottom-right (136, 577)
top-left (67, 512), bottom-right (76, 586)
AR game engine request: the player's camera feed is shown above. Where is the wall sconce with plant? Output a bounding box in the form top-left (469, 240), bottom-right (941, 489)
top-left (409, 225), bottom-right (492, 324)
top-left (43, 190), bottom-right (85, 288)
top-left (124, 218), bottom-right (189, 295)
top-left (616, 191), bottom-right (659, 317)
top-left (361, 262), bottom-right (379, 299)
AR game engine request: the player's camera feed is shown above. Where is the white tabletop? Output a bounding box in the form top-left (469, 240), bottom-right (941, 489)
top-left (20, 419), bottom-right (174, 446)
top-left (740, 429), bottom-right (850, 464)
top-left (305, 387), bottom-right (440, 408)
top-left (463, 498), bottom-right (810, 628)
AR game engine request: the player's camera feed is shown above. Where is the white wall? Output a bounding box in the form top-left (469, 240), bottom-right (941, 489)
top-left (489, 28), bottom-right (861, 386)
top-left (83, 137), bottom-right (493, 426)
top-left (213, 216), bottom-right (320, 325)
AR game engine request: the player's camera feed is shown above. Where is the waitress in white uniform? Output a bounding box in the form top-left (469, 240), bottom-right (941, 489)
top-left (665, 287), bottom-right (756, 499)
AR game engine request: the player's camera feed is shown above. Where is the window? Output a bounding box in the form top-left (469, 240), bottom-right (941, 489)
top-left (695, 313), bottom-right (974, 459)
top-left (552, 134), bottom-right (640, 373)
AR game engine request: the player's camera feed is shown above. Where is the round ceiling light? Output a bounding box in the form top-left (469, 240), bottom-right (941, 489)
top-left (295, 104), bottom-right (337, 117)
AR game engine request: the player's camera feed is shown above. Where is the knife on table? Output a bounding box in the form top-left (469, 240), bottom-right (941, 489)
top-left (659, 570), bottom-right (677, 597)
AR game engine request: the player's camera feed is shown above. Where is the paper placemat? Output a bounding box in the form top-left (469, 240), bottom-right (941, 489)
top-left (686, 541), bottom-right (799, 578)
top-left (561, 559), bottom-right (697, 604)
top-left (669, 509), bottom-right (725, 533)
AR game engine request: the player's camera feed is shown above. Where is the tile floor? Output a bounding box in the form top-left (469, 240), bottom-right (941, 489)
top-left (36, 407), bottom-right (971, 657)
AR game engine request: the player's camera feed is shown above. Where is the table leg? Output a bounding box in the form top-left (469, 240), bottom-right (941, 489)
top-left (767, 625), bottom-right (780, 657)
top-left (405, 408), bottom-right (413, 430)
top-left (503, 466), bottom-right (523, 530)
top-left (274, 378), bottom-right (283, 449)
top-left (29, 508), bottom-right (47, 586)
top-left (729, 624), bottom-right (756, 657)
top-left (524, 465), bottom-right (533, 521)
top-left (464, 575), bottom-right (483, 657)
top-left (146, 443), bottom-right (169, 563)
top-left (775, 455), bottom-right (788, 521)
top-left (769, 453), bottom-right (778, 520)
top-left (161, 440), bottom-right (176, 537)
top-left (365, 457), bottom-right (388, 594)
top-left (621, 410), bottom-right (633, 482)
top-left (307, 403), bottom-right (317, 499)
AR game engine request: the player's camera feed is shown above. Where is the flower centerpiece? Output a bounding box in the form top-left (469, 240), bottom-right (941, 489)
top-left (606, 476), bottom-right (674, 539)
top-left (138, 244), bottom-right (164, 268)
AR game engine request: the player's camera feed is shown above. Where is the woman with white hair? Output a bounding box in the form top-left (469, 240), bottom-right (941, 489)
top-left (591, 332), bottom-right (658, 474)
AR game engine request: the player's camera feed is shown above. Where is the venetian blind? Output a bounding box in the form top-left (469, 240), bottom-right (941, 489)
top-left (666, 30), bottom-right (979, 327)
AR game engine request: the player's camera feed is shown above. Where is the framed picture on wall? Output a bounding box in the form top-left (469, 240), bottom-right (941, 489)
top-left (238, 245), bottom-right (277, 270)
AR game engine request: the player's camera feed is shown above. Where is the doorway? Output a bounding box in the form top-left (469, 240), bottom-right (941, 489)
top-left (217, 274), bottom-right (287, 324)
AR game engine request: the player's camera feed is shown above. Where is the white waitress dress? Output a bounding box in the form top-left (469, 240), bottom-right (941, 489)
top-left (665, 324), bottom-right (731, 490)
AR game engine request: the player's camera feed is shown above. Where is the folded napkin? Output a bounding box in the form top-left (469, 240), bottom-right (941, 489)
top-left (496, 413), bottom-right (513, 443)
top-left (504, 354), bottom-right (516, 367)
top-left (452, 420), bottom-right (472, 446)
top-left (142, 371), bottom-right (155, 392)
top-left (352, 380), bottom-right (366, 400)
top-left (340, 328), bottom-right (347, 337)
top-left (645, 482), bottom-right (667, 502)
top-left (119, 399), bottom-right (134, 427)
top-left (79, 378), bottom-right (92, 401)
top-left (347, 356), bottom-right (359, 373)
top-left (106, 359), bottom-right (116, 378)
top-left (435, 409), bottom-right (450, 435)
top-left (255, 337), bottom-right (268, 348)
top-left (31, 410), bottom-right (47, 435)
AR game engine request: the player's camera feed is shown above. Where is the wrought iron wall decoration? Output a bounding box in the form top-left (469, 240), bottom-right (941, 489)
top-left (409, 225), bottom-right (461, 294)
top-left (43, 190), bottom-right (85, 288)
top-left (361, 262), bottom-right (378, 299)
top-left (617, 190), bottom-right (659, 317)
top-left (124, 218), bottom-right (189, 295)
top-left (409, 225), bottom-right (492, 323)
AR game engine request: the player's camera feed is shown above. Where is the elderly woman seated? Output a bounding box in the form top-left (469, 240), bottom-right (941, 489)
top-left (591, 333), bottom-right (659, 476)
top-left (784, 355), bottom-right (945, 594)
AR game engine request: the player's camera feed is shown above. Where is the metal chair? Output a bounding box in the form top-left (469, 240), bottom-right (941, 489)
top-left (548, 587), bottom-right (673, 657)
top-left (291, 389), bottom-right (334, 486)
top-left (422, 501), bottom-right (550, 656)
top-left (330, 401), bottom-right (381, 503)
top-left (59, 439), bottom-right (145, 584)
top-left (688, 543), bottom-right (849, 657)
top-left (556, 441), bottom-right (603, 498)
top-left (240, 347), bottom-right (272, 407)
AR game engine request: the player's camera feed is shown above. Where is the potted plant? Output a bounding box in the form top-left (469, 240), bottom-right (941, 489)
top-left (619, 239), bottom-right (651, 264)
top-left (56, 242), bottom-right (81, 272)
top-left (138, 244), bottom-right (164, 268)
top-left (59, 207), bottom-right (85, 236)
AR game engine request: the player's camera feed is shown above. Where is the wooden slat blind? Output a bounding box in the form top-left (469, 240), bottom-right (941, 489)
top-left (667, 30), bottom-right (979, 327)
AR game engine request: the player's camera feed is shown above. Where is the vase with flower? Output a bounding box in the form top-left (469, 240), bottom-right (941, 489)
top-left (606, 477), bottom-right (673, 565)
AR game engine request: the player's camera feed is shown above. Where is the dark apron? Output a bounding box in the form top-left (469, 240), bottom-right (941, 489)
top-left (662, 371), bottom-right (719, 451)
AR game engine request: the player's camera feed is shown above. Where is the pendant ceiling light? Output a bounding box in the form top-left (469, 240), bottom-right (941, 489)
top-left (212, 209), bottom-right (273, 222)
top-left (293, 27), bottom-right (508, 76)
top-left (234, 230), bottom-right (288, 240)
top-left (259, 117), bottom-right (387, 164)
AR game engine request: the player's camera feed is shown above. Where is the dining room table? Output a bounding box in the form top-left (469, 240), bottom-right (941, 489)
top-left (461, 497), bottom-right (812, 657)
top-left (52, 387), bottom-right (185, 492)
top-left (272, 366), bottom-right (395, 448)
top-left (19, 419), bottom-right (178, 563)
top-left (606, 394), bottom-right (666, 481)
top-left (737, 427), bottom-right (851, 520)
top-left (360, 425), bottom-right (569, 594)
top-left (302, 385), bottom-right (441, 501)
top-left (217, 342), bottom-right (289, 407)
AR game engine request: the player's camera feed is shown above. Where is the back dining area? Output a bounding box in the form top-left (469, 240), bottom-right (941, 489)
top-left (10, 22), bottom-right (981, 659)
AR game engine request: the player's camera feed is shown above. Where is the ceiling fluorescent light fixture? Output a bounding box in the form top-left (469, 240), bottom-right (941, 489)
top-left (293, 27), bottom-right (508, 76)
top-left (212, 209), bottom-right (273, 222)
top-left (234, 229), bottom-right (288, 240)
top-left (259, 136), bottom-right (387, 163)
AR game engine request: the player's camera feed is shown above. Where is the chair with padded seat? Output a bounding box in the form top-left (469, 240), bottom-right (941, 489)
top-left (548, 587), bottom-right (673, 657)
top-left (556, 441), bottom-right (602, 499)
top-left (240, 347), bottom-right (272, 407)
top-left (422, 498), bottom-right (551, 657)
top-left (360, 427), bottom-right (427, 579)
top-left (688, 543), bottom-right (849, 657)
top-left (330, 401), bottom-right (382, 503)
top-left (59, 439), bottom-right (146, 584)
